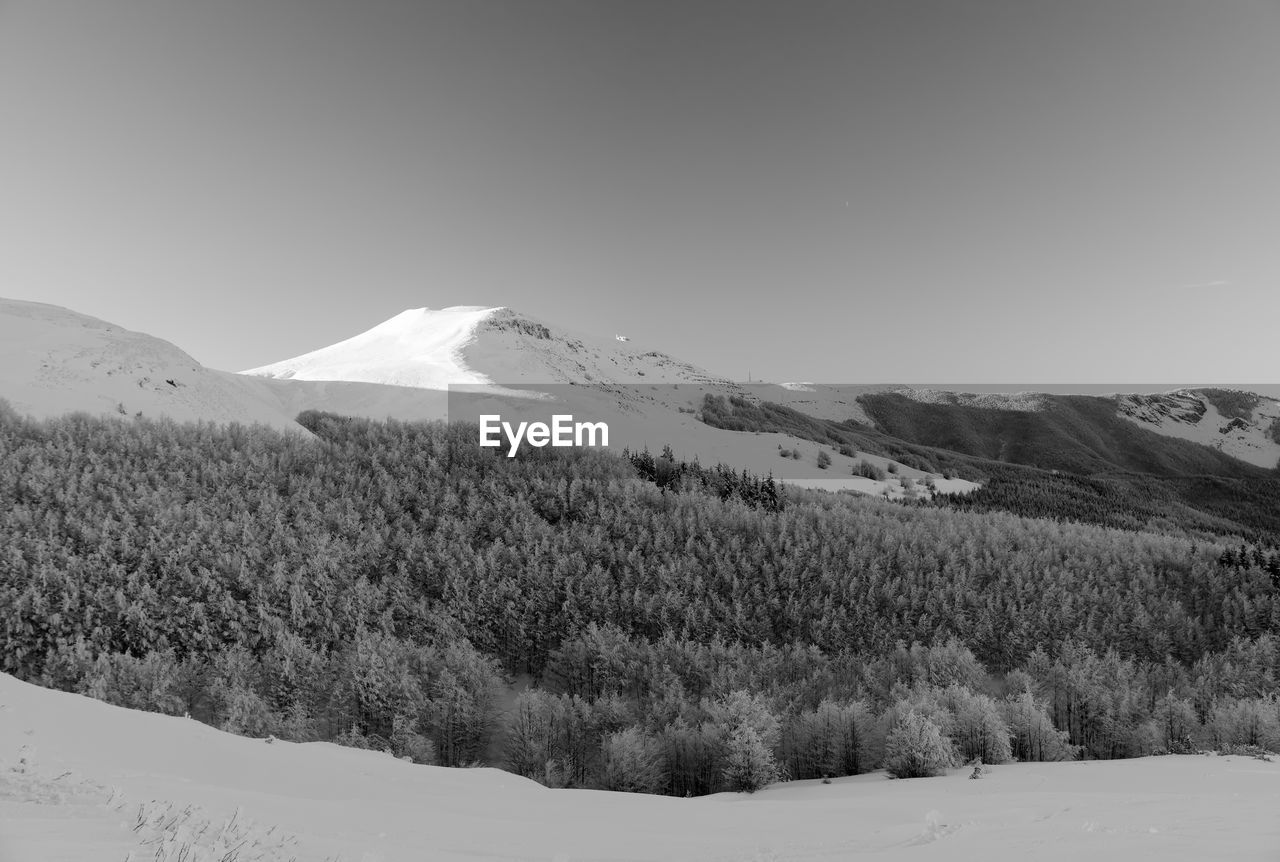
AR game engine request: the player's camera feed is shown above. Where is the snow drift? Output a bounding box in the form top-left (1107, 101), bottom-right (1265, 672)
top-left (2, 673), bottom-right (1278, 861)
top-left (0, 298), bottom-right (303, 432)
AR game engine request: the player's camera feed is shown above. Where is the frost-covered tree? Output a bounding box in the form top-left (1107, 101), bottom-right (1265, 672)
top-left (390, 712), bottom-right (437, 764)
top-left (1207, 697), bottom-right (1280, 752)
top-left (704, 690), bottom-right (780, 749)
top-left (424, 643), bottom-right (503, 767)
top-left (1000, 691), bottom-right (1078, 762)
top-left (660, 716), bottom-right (721, 797)
top-left (723, 724), bottom-right (779, 792)
top-left (505, 690), bottom-right (629, 787)
top-left (883, 711), bottom-right (957, 778)
top-left (704, 690), bottom-right (782, 793)
top-left (601, 726), bottom-right (665, 794)
top-left (1152, 692), bottom-right (1199, 753)
top-left (941, 686), bottom-right (1013, 765)
top-left (781, 699), bottom-right (876, 780)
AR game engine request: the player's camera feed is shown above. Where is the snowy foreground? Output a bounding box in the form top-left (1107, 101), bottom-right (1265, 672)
top-left (2, 674), bottom-right (1278, 862)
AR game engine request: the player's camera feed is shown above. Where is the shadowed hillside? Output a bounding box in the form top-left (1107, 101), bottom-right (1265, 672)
top-left (697, 393), bottom-right (1280, 542)
top-left (857, 392), bottom-right (1267, 479)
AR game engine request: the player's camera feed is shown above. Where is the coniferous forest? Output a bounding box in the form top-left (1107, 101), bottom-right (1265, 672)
top-left (3, 403), bottom-right (1279, 794)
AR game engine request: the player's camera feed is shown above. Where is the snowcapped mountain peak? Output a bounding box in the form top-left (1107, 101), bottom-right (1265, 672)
top-left (242, 306), bottom-right (503, 388)
top-left (242, 305), bottom-right (725, 389)
top-left (385, 305), bottom-right (505, 323)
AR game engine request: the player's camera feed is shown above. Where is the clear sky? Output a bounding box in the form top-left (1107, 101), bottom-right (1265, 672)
top-left (1, 0), bottom-right (1277, 383)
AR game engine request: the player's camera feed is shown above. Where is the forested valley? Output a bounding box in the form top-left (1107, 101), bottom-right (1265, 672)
top-left (3, 402), bottom-right (1279, 794)
top-left (700, 393), bottom-right (1280, 543)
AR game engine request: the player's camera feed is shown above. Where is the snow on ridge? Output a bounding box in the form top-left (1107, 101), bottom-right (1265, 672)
top-left (241, 306), bottom-right (504, 389)
top-left (894, 388), bottom-right (1047, 412)
top-left (0, 297), bottom-right (121, 330)
top-left (1116, 389), bottom-right (1280, 469)
top-left (0, 297), bottom-right (305, 431)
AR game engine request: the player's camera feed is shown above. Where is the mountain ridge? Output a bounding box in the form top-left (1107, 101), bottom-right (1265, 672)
top-left (243, 305), bottom-right (728, 389)
top-left (1115, 387), bottom-right (1280, 469)
top-left (242, 305), bottom-right (502, 387)
top-left (2, 296), bottom-right (1274, 530)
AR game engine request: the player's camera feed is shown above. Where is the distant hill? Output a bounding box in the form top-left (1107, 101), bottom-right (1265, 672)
top-left (698, 392), bottom-right (1280, 542)
top-left (0, 299), bottom-right (965, 497)
top-left (0, 298), bottom-right (304, 433)
top-left (1116, 388), bottom-right (1280, 469)
top-left (857, 391), bottom-right (1269, 479)
top-left (6, 296), bottom-right (1276, 535)
top-left (853, 391), bottom-right (1280, 542)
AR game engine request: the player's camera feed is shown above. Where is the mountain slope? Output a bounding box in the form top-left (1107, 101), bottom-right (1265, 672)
top-left (696, 391), bottom-right (1280, 540)
top-left (1117, 388), bottom-right (1280, 469)
top-left (854, 389), bottom-right (1280, 540)
top-left (858, 391), bottom-right (1270, 479)
top-left (460, 307), bottom-right (724, 385)
top-left (241, 306), bottom-right (500, 387)
top-left (241, 306), bottom-right (974, 496)
top-left (0, 298), bottom-right (304, 432)
top-left (0, 299), bottom-right (962, 496)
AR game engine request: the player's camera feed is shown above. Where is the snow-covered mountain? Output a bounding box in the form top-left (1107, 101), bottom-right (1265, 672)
top-left (1116, 388), bottom-right (1280, 469)
top-left (242, 306), bottom-right (723, 387)
top-left (0, 299), bottom-right (304, 432)
top-left (0, 298), bottom-right (975, 496)
top-left (242, 306), bottom-right (499, 387)
top-left (238, 306), bottom-right (973, 497)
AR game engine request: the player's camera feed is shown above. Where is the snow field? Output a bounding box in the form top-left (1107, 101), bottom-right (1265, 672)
top-left (3, 674), bottom-right (1280, 862)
